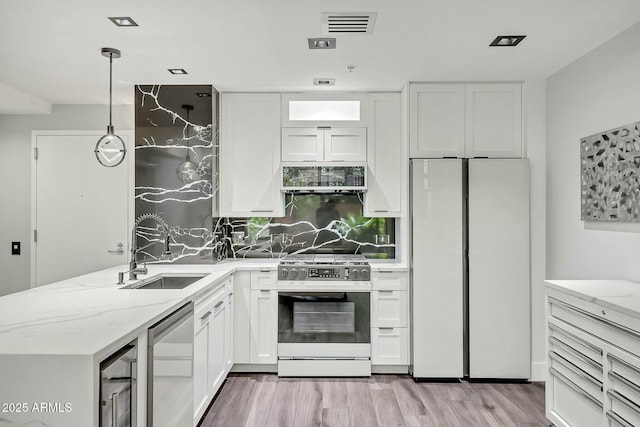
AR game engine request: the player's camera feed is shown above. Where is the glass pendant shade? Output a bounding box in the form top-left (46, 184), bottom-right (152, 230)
top-left (95, 47), bottom-right (126, 167)
top-left (176, 104), bottom-right (199, 183)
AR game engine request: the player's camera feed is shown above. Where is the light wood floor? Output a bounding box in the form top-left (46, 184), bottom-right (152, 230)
top-left (199, 374), bottom-right (548, 427)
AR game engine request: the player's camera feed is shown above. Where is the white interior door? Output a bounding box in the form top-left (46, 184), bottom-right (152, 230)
top-left (468, 158), bottom-right (530, 379)
top-left (32, 131), bottom-right (133, 287)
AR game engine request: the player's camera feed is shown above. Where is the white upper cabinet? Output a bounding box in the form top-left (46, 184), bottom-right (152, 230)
top-left (364, 93), bottom-right (403, 217)
top-left (465, 84), bottom-right (522, 158)
top-left (282, 127), bottom-right (367, 162)
top-left (219, 93), bottom-right (284, 217)
top-left (410, 84), bottom-right (466, 158)
top-left (409, 83), bottom-right (522, 158)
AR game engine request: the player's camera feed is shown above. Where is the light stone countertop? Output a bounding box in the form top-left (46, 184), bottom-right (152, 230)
top-left (545, 279), bottom-right (640, 320)
top-left (0, 260), bottom-right (278, 360)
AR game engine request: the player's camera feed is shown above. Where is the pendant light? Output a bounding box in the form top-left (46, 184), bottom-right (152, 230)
top-left (95, 47), bottom-right (126, 167)
top-left (176, 104), bottom-right (199, 183)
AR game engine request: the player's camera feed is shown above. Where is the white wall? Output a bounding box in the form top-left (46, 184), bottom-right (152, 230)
top-left (0, 105), bottom-right (133, 296)
top-left (547, 23), bottom-right (640, 282)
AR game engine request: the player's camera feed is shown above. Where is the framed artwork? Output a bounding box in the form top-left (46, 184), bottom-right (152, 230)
top-left (581, 121), bottom-right (640, 222)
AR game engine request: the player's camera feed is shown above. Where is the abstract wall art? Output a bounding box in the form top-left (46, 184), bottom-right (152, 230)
top-left (581, 121), bottom-right (640, 222)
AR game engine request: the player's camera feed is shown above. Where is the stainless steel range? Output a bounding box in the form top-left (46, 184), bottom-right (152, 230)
top-left (277, 254), bottom-right (371, 281)
top-left (276, 254), bottom-right (372, 377)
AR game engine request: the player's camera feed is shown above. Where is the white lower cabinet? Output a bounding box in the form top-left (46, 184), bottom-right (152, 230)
top-left (545, 286), bottom-right (640, 427)
top-left (193, 277), bottom-right (234, 426)
top-left (250, 288), bottom-right (278, 364)
top-left (371, 271), bottom-right (409, 366)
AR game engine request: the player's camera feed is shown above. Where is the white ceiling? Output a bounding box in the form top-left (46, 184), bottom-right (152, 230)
top-left (1, 0), bottom-right (640, 113)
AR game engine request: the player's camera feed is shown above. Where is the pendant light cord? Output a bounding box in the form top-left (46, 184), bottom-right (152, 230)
top-left (109, 53), bottom-right (113, 128)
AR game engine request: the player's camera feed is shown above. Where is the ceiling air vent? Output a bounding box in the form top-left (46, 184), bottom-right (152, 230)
top-left (321, 12), bottom-right (377, 34)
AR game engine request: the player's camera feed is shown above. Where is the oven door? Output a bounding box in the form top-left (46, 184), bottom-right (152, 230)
top-left (277, 291), bottom-right (371, 376)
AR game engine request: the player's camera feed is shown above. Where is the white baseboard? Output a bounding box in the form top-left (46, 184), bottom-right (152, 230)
top-left (531, 361), bottom-right (546, 382)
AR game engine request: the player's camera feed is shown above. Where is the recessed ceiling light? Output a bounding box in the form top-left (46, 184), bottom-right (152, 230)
top-left (108, 17), bottom-right (138, 27)
top-left (308, 38), bottom-right (336, 49)
top-left (489, 35), bottom-right (526, 47)
top-left (196, 92), bottom-right (211, 97)
top-left (168, 68), bottom-right (188, 75)
top-left (314, 78), bottom-right (335, 86)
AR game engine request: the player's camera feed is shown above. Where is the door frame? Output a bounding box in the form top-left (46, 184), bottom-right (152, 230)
top-left (30, 130), bottom-right (135, 288)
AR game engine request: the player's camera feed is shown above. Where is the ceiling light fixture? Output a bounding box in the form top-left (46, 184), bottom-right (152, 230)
top-left (108, 17), bottom-right (138, 27)
top-left (346, 65), bottom-right (357, 73)
top-left (196, 92), bottom-right (211, 98)
top-left (94, 47), bottom-right (126, 168)
top-left (313, 78), bottom-right (335, 86)
top-left (308, 38), bottom-right (336, 49)
top-left (489, 35), bottom-right (526, 47)
top-left (168, 68), bottom-right (188, 75)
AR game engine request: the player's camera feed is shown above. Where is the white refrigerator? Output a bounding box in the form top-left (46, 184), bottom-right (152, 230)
top-left (410, 158), bottom-right (530, 379)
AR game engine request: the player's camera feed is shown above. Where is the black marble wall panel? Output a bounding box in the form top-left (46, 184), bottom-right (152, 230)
top-left (135, 85), bottom-right (217, 263)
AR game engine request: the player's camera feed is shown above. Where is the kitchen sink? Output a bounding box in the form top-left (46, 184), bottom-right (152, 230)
top-left (121, 274), bottom-right (208, 290)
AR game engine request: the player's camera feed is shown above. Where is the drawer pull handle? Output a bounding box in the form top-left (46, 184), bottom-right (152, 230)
top-left (379, 327), bottom-right (395, 331)
top-left (549, 367), bottom-right (602, 409)
top-left (607, 353), bottom-right (640, 377)
top-left (607, 389), bottom-right (640, 416)
top-left (200, 311), bottom-right (212, 320)
top-left (548, 351), bottom-right (603, 390)
top-left (549, 297), bottom-right (640, 339)
top-left (259, 270), bottom-right (271, 273)
top-left (608, 371), bottom-right (640, 396)
top-left (251, 210), bottom-right (273, 213)
top-left (549, 323), bottom-right (603, 355)
top-left (377, 270), bottom-right (395, 273)
top-left (214, 301), bottom-right (224, 309)
top-left (548, 336), bottom-right (602, 370)
top-left (378, 290), bottom-right (394, 294)
top-left (606, 411), bottom-right (634, 427)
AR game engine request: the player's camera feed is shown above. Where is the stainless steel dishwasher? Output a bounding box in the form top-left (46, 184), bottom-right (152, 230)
top-left (147, 302), bottom-right (194, 427)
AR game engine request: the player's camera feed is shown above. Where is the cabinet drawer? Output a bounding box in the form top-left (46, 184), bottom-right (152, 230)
top-left (549, 351), bottom-right (603, 405)
top-left (250, 270), bottom-right (277, 290)
top-left (549, 294), bottom-right (640, 357)
top-left (548, 366), bottom-right (603, 427)
top-left (549, 322), bottom-right (603, 379)
top-left (371, 271), bottom-right (407, 291)
top-left (607, 350), bottom-right (640, 426)
top-left (371, 290), bottom-right (407, 327)
top-left (371, 327), bottom-right (408, 365)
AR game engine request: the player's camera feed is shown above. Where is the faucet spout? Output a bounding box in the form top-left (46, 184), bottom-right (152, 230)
top-left (128, 213), bottom-right (171, 280)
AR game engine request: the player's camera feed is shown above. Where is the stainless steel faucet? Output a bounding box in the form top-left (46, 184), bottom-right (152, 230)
top-left (117, 213), bottom-right (172, 284)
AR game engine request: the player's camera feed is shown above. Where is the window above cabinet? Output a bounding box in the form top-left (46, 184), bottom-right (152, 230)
top-left (282, 93), bottom-right (367, 127)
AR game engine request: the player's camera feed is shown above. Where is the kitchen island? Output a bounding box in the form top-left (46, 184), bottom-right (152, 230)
top-left (545, 280), bottom-right (640, 427)
top-left (0, 260), bottom-right (277, 427)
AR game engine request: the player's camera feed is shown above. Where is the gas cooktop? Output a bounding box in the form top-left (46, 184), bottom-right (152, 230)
top-left (278, 254), bottom-right (370, 281)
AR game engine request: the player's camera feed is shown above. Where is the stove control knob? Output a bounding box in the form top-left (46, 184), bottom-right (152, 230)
top-left (298, 269), bottom-right (307, 279)
top-left (288, 268), bottom-right (298, 279)
top-left (361, 269), bottom-right (370, 281)
top-left (351, 269), bottom-right (360, 280)
top-left (278, 269), bottom-right (288, 280)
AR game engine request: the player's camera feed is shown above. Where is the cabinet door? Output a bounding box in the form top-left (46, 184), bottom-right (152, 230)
top-left (281, 128), bottom-right (324, 161)
top-left (371, 290), bottom-right (407, 328)
top-left (219, 93), bottom-right (284, 217)
top-left (409, 84), bottom-right (465, 158)
top-left (233, 272), bottom-right (251, 364)
top-left (324, 128), bottom-right (367, 161)
top-left (224, 293), bottom-right (233, 372)
top-left (193, 315), bottom-right (210, 421)
top-left (468, 159), bottom-right (529, 379)
top-left (465, 84), bottom-right (522, 158)
top-left (250, 289), bottom-right (278, 364)
top-left (371, 327), bottom-right (408, 365)
top-left (209, 299), bottom-right (226, 391)
top-left (364, 93), bottom-right (403, 217)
